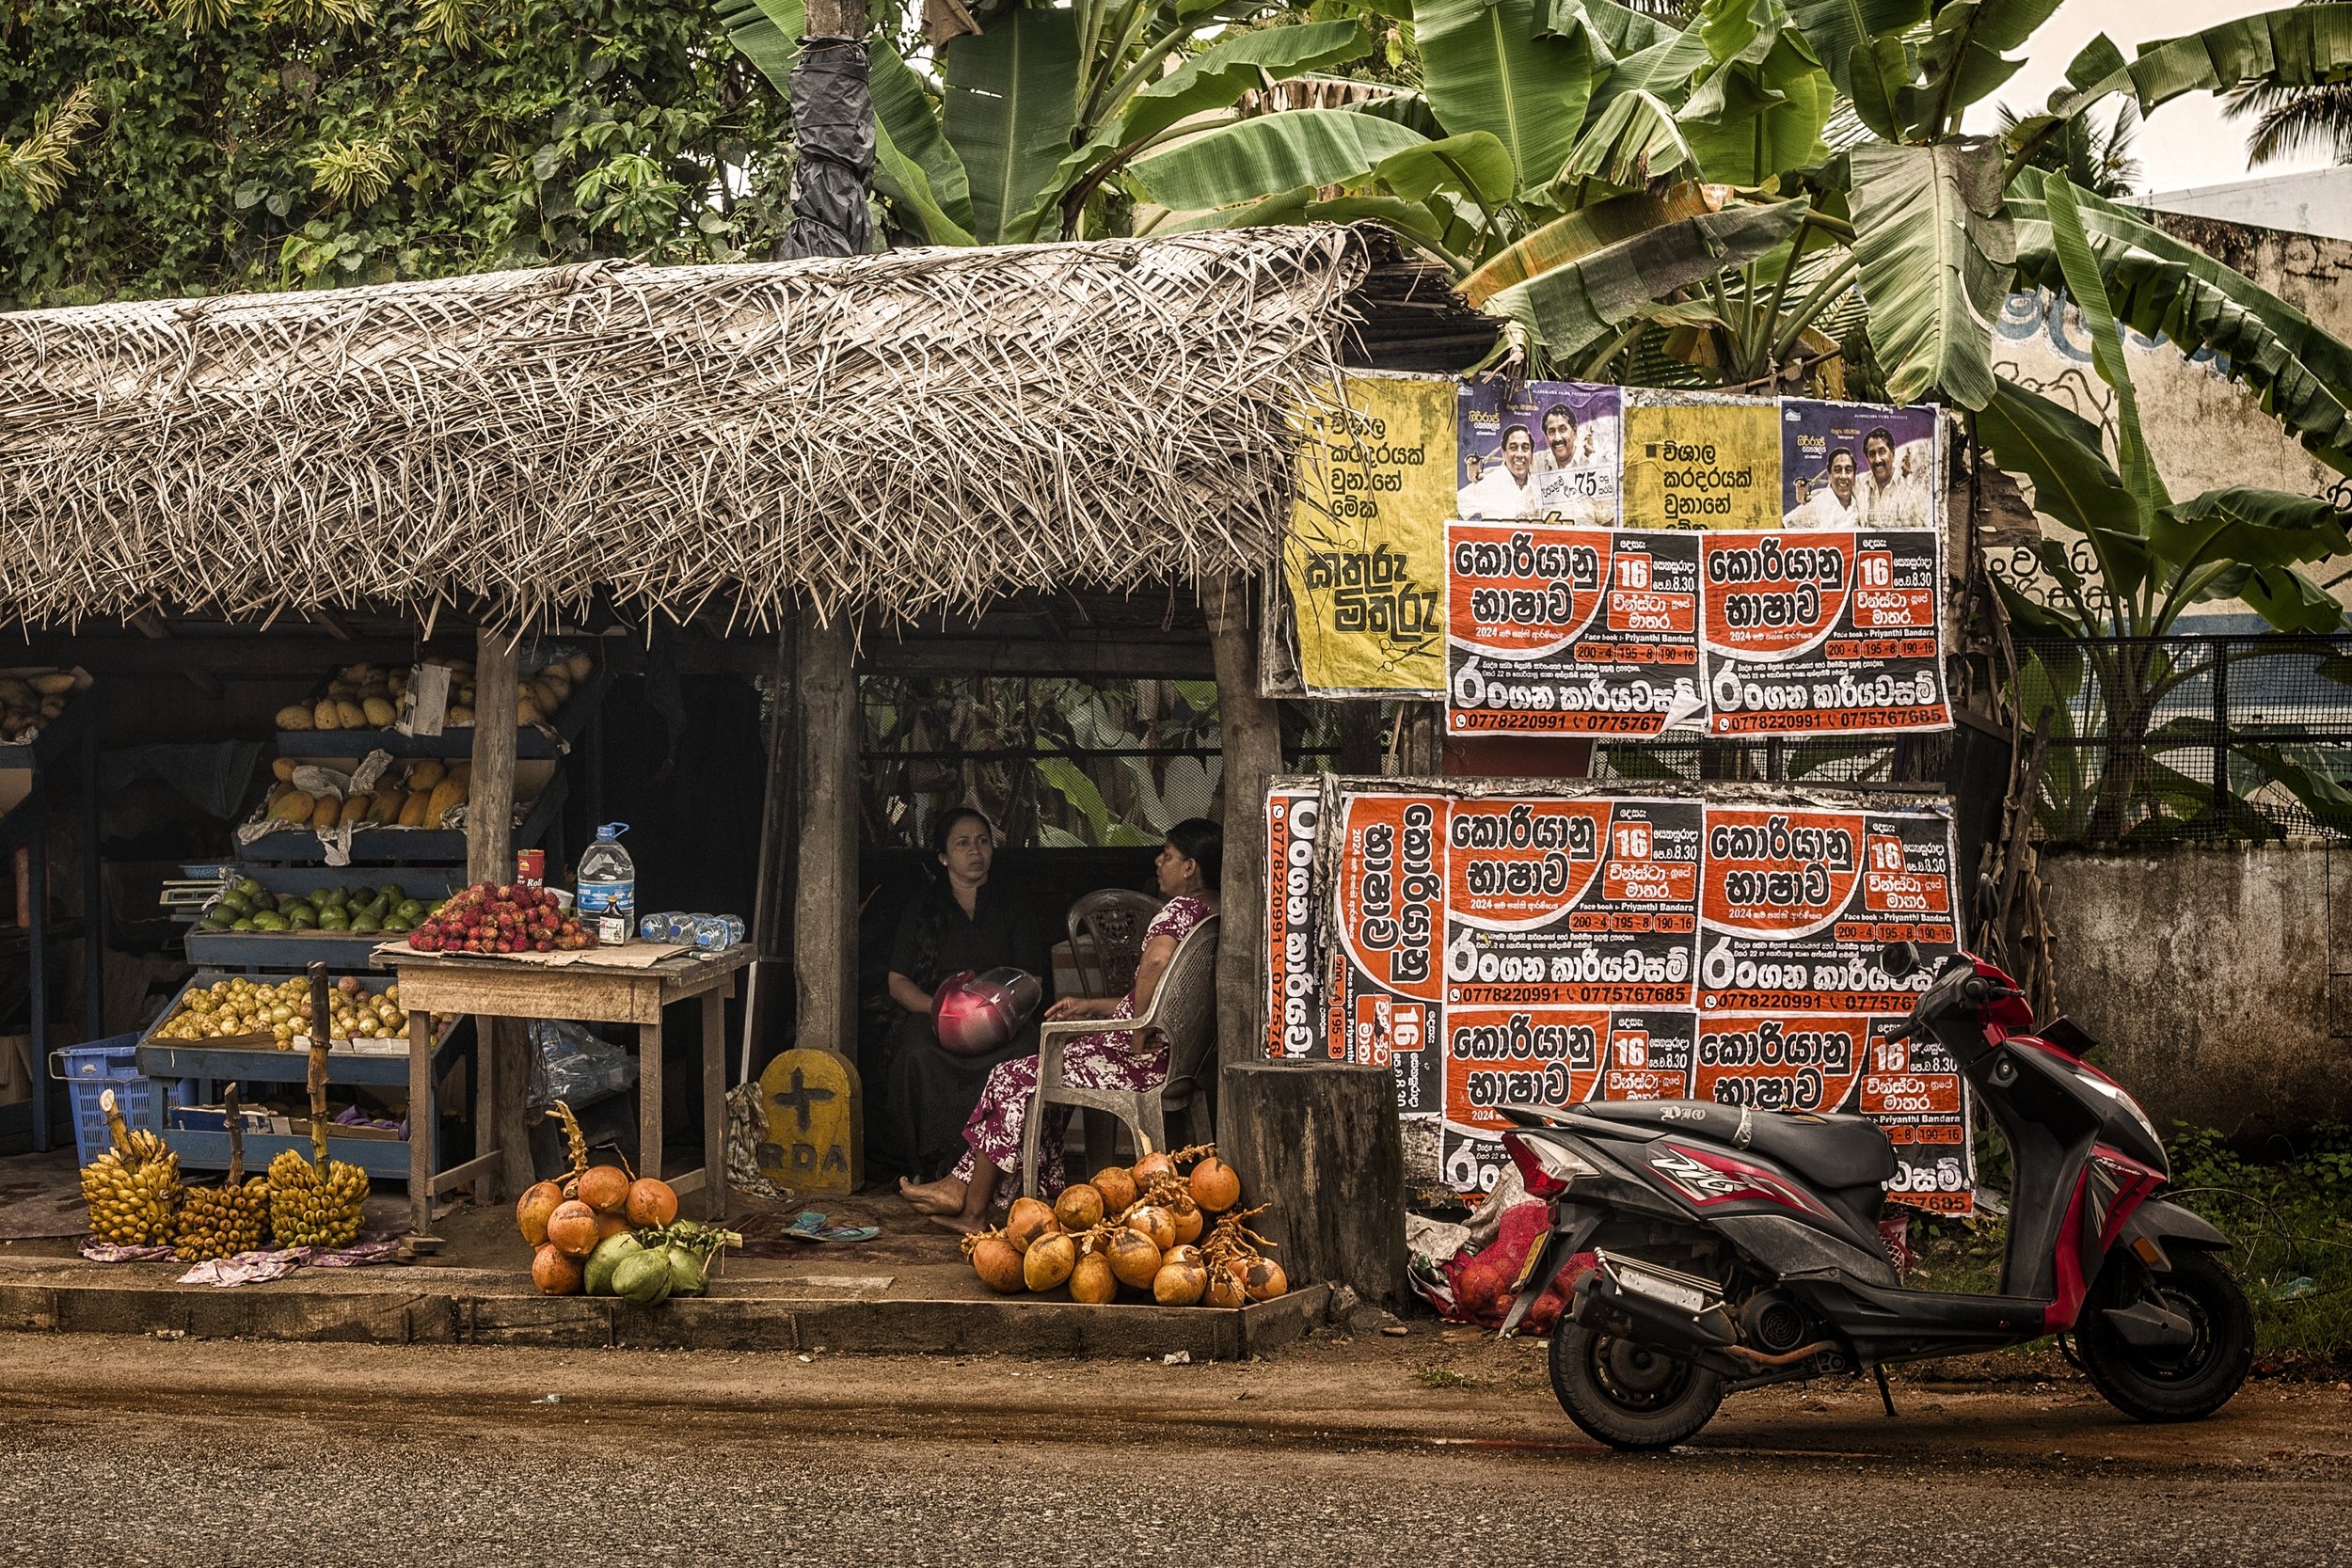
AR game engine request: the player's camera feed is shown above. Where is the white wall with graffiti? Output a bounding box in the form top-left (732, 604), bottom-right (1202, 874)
top-left (1989, 212), bottom-right (2352, 625)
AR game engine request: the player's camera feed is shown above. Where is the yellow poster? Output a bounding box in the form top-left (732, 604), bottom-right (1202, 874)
top-left (1284, 372), bottom-right (1454, 695)
top-left (1619, 392), bottom-right (1781, 530)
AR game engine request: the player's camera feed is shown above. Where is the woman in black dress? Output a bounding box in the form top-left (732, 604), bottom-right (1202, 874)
top-left (872, 807), bottom-right (1053, 1180)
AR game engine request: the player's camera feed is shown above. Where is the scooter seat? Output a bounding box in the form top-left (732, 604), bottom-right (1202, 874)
top-left (1574, 1100), bottom-right (1896, 1192)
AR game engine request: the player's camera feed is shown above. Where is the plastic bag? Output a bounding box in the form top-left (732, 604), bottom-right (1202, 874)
top-left (525, 1020), bottom-right (637, 1113)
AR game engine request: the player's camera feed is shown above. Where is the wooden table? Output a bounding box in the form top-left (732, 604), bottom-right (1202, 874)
top-left (376, 943), bottom-right (753, 1236)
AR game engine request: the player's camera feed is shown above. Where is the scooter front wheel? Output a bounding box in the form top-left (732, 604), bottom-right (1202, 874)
top-left (2075, 1249), bottom-right (2254, 1423)
top-left (1549, 1324), bottom-right (1724, 1449)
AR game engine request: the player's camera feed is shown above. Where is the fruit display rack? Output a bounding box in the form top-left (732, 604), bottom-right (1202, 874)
top-left (273, 657), bottom-right (612, 762)
top-left (179, 865), bottom-right (467, 969)
top-left (135, 969), bottom-right (474, 1183)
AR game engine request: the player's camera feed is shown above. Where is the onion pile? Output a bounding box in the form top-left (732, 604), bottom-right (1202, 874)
top-left (957, 1142), bottom-right (1289, 1307)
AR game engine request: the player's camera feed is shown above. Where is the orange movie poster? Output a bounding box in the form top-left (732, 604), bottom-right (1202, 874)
top-left (1263, 789), bottom-right (1322, 1061)
top-left (1326, 791), bottom-right (1447, 1113)
top-left (1443, 523), bottom-right (1704, 737)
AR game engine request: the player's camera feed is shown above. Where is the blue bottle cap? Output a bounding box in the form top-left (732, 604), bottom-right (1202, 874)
top-left (596, 821), bottom-right (629, 839)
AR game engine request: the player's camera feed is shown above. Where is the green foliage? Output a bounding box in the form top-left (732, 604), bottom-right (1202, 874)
top-left (2167, 1122), bottom-right (2352, 1356)
top-left (0, 1), bottom-right (790, 309)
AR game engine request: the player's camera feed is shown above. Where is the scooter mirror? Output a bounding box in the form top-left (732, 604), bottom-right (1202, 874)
top-left (1879, 940), bottom-right (1921, 979)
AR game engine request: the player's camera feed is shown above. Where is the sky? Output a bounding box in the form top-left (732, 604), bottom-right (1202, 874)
top-left (1963, 0), bottom-right (2340, 195)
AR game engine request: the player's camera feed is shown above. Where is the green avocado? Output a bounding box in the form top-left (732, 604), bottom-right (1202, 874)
top-left (317, 910), bottom-right (351, 931)
top-left (286, 905), bottom-right (318, 929)
top-left (395, 899), bottom-right (426, 924)
top-left (351, 914), bottom-right (382, 934)
top-left (230, 917), bottom-right (257, 932)
top-left (216, 891), bottom-right (251, 916)
top-left (251, 910), bottom-right (291, 931)
top-left (234, 877), bottom-right (265, 898)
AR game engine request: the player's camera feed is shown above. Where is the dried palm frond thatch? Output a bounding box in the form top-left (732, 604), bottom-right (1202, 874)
top-left (0, 227), bottom-right (1369, 629)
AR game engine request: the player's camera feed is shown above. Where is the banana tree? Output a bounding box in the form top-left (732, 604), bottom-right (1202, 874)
top-left (1980, 176), bottom-right (2350, 840)
top-left (1128, 0), bottom-right (2352, 421)
top-left (718, 0), bottom-right (1375, 245)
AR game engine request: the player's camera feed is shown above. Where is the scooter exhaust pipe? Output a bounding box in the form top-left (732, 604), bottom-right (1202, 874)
top-left (1573, 1269), bottom-right (1737, 1352)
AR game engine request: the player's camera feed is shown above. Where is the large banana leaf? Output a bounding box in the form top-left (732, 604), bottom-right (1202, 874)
top-left (1559, 88), bottom-right (1695, 190)
top-left (1484, 198), bottom-right (1808, 358)
top-left (1459, 183), bottom-right (1719, 306)
top-left (871, 43), bottom-right (976, 245)
top-left (1847, 136), bottom-right (2014, 409)
top-left (1415, 0), bottom-right (1601, 195)
top-left (2039, 174), bottom-right (2165, 515)
top-left (1974, 377), bottom-right (2140, 542)
top-left (1120, 21), bottom-right (1375, 148)
top-left (1677, 0), bottom-right (1836, 185)
top-left (1909, 0), bottom-right (2064, 135)
top-left (2222, 565), bottom-right (2348, 632)
top-left (1783, 0), bottom-right (1928, 99)
top-left (1544, 0), bottom-right (1683, 56)
top-left (2151, 488), bottom-right (2352, 573)
top-left (1372, 132), bottom-right (1517, 206)
top-left (2049, 4), bottom-right (2352, 120)
top-left (1127, 109), bottom-right (1431, 213)
top-left (2008, 168), bottom-right (2352, 475)
top-left (720, 0), bottom-right (803, 89)
top-left (942, 9), bottom-right (1083, 245)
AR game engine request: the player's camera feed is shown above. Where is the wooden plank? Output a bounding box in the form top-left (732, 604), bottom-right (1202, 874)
top-left (1208, 575), bottom-right (1281, 1071)
top-left (793, 609), bottom-right (859, 1060)
top-left (639, 1021), bottom-right (664, 1183)
top-left (425, 1149), bottom-right (501, 1197)
top-left (391, 964), bottom-right (665, 1024)
top-left (407, 1010), bottom-right (433, 1236)
top-left (702, 987), bottom-right (728, 1219)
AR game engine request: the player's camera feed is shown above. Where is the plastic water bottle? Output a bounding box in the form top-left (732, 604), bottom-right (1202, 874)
top-left (575, 822), bottom-right (636, 946)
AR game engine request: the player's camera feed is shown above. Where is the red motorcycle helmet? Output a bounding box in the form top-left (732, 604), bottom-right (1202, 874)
top-left (931, 967), bottom-right (1044, 1055)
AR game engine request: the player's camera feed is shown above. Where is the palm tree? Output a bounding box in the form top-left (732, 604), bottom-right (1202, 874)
top-left (2224, 0), bottom-right (2352, 166)
top-left (1999, 101), bottom-right (2143, 199)
top-left (2226, 79), bottom-right (2352, 166)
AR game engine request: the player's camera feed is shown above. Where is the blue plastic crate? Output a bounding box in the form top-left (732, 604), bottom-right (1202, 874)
top-left (53, 1036), bottom-right (174, 1167)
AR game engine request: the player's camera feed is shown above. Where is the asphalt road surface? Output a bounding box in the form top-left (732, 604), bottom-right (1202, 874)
top-left (4, 1334), bottom-right (2346, 1566)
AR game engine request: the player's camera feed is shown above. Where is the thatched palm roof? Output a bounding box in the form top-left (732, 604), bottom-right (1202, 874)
top-left (0, 227), bottom-right (1371, 628)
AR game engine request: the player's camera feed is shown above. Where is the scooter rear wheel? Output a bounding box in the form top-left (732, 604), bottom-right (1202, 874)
top-left (1549, 1325), bottom-right (1724, 1449)
top-left (2074, 1249), bottom-right (2253, 1423)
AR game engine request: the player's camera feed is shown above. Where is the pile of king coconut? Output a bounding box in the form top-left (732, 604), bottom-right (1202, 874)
top-left (965, 1143), bottom-right (1286, 1307)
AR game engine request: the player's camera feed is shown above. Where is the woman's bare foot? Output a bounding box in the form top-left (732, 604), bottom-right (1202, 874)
top-left (926, 1211), bottom-right (985, 1236)
top-left (898, 1175), bottom-right (966, 1216)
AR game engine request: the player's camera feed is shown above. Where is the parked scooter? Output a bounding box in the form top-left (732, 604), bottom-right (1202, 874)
top-left (1499, 942), bottom-right (2253, 1449)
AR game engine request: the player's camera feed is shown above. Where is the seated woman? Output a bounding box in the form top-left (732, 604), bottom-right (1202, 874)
top-left (901, 816), bottom-right (1221, 1234)
top-left (873, 807), bottom-right (1052, 1181)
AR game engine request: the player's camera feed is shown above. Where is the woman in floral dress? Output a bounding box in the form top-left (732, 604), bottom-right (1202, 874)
top-left (901, 817), bottom-right (1221, 1235)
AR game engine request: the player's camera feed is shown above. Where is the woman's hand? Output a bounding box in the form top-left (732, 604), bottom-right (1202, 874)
top-left (1046, 996), bottom-right (1106, 1022)
top-left (886, 973), bottom-right (934, 1017)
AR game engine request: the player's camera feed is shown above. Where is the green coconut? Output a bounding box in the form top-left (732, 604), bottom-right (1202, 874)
top-left (584, 1231), bottom-right (644, 1297)
top-left (612, 1248), bottom-right (674, 1307)
top-left (660, 1243), bottom-right (707, 1297)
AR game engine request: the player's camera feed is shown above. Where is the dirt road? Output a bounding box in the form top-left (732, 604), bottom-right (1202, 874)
top-left (4, 1331), bottom-right (2346, 1566)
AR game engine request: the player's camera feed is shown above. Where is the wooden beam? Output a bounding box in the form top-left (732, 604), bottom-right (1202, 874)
top-left (792, 607), bottom-right (859, 1062)
top-left (467, 629), bottom-right (526, 1202)
top-left (863, 638), bottom-right (1215, 680)
top-left (1207, 575), bottom-right (1280, 1071)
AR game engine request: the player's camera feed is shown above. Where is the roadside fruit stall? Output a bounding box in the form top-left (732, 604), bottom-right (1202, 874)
top-left (373, 886), bottom-right (751, 1235)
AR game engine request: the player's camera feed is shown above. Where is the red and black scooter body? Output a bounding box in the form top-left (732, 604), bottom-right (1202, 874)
top-left (1502, 950), bottom-right (2227, 1377)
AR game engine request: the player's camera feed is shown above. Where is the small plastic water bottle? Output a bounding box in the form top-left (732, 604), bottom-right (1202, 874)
top-left (574, 822), bottom-right (636, 946)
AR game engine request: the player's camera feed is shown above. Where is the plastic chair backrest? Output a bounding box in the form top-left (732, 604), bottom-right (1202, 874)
top-left (1066, 888), bottom-right (1165, 999)
top-left (1147, 914), bottom-right (1221, 1101)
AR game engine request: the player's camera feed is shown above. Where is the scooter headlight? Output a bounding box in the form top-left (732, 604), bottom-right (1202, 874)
top-left (1502, 1133), bottom-right (1601, 1199)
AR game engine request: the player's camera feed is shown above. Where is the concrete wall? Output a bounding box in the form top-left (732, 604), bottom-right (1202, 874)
top-left (2041, 843), bottom-right (2349, 1138)
top-left (1991, 212), bottom-right (2352, 622)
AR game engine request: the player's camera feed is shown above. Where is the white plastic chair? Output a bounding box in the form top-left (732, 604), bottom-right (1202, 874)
top-left (1019, 913), bottom-right (1220, 1196)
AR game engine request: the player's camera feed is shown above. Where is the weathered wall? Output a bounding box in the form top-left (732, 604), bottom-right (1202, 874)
top-left (1991, 213), bottom-right (2352, 618)
top-left (2040, 844), bottom-right (2348, 1137)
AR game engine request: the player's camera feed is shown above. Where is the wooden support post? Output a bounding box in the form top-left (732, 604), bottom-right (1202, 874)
top-left (793, 608), bottom-right (859, 1062)
top-left (1222, 1062), bottom-right (1406, 1309)
top-left (1207, 574), bottom-right (1280, 1070)
top-left (469, 627), bottom-right (527, 1202)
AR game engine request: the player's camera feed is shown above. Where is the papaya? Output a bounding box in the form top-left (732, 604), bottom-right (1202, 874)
top-left (405, 759), bottom-right (446, 792)
top-left (360, 696), bottom-right (397, 727)
top-left (425, 778), bottom-right (467, 822)
top-left (309, 796), bottom-right (340, 832)
top-left (337, 793), bottom-right (371, 828)
top-left (398, 791), bottom-right (432, 829)
top-left (275, 705), bottom-right (314, 732)
top-left (312, 699), bottom-right (340, 731)
top-left (333, 699), bottom-right (368, 730)
top-left (268, 790), bottom-right (316, 825)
